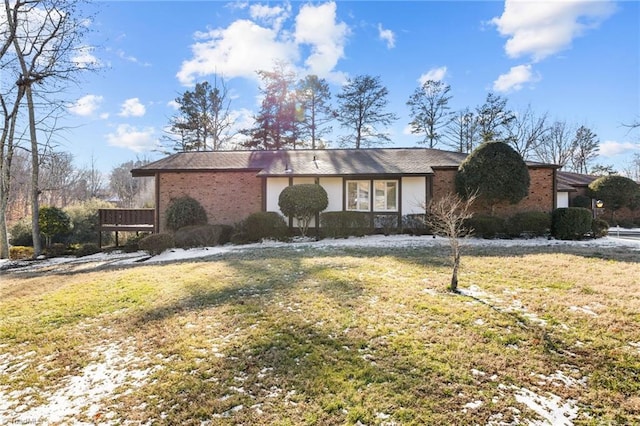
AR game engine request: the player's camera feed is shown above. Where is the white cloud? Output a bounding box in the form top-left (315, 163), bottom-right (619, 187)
top-left (599, 140), bottom-right (640, 157)
top-left (377, 23), bottom-right (395, 49)
top-left (493, 64), bottom-right (540, 92)
top-left (106, 124), bottom-right (158, 152)
top-left (491, 0), bottom-right (616, 62)
top-left (167, 100), bottom-right (180, 110)
top-left (118, 98), bottom-right (146, 117)
top-left (72, 45), bottom-right (100, 68)
top-left (69, 94), bottom-right (103, 116)
top-left (418, 66), bottom-right (448, 85)
top-left (295, 2), bottom-right (349, 82)
top-left (177, 19), bottom-right (298, 85)
top-left (177, 1), bottom-right (349, 86)
top-left (249, 3), bottom-right (291, 31)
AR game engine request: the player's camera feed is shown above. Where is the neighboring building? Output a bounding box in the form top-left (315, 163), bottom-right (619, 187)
top-left (131, 148), bottom-right (560, 233)
top-left (556, 171), bottom-right (598, 208)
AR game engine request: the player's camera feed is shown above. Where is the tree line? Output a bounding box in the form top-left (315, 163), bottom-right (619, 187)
top-left (164, 62), bottom-right (631, 177)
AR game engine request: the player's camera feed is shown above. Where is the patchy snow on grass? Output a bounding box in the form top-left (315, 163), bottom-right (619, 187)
top-left (0, 339), bottom-right (155, 425)
top-left (1, 233), bottom-right (637, 424)
top-left (2, 233), bottom-right (639, 275)
top-left (514, 386), bottom-right (578, 426)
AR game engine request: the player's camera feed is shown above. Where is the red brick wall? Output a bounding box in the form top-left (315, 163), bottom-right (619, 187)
top-left (158, 171), bottom-right (262, 232)
top-left (431, 167), bottom-right (556, 217)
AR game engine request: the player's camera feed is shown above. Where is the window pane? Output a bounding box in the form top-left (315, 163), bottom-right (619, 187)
top-left (386, 182), bottom-right (397, 210)
top-left (347, 182), bottom-right (357, 210)
top-left (359, 181), bottom-right (370, 210)
top-left (346, 181), bottom-right (370, 211)
top-left (374, 181), bottom-right (385, 210)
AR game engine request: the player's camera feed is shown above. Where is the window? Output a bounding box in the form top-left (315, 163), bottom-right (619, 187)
top-left (374, 180), bottom-right (398, 211)
top-left (347, 180), bottom-right (398, 212)
top-left (347, 181), bottom-right (370, 211)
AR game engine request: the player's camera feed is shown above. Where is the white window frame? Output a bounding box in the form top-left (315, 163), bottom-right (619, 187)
top-left (346, 180), bottom-right (370, 211)
top-left (374, 180), bottom-right (398, 212)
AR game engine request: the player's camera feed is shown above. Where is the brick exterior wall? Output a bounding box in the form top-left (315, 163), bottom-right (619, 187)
top-left (431, 167), bottom-right (556, 217)
top-left (158, 171), bottom-right (263, 232)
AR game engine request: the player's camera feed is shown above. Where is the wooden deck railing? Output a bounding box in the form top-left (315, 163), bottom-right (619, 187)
top-left (98, 208), bottom-right (155, 247)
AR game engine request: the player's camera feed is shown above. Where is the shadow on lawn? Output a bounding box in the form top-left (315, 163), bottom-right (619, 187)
top-left (130, 249), bottom-right (366, 325)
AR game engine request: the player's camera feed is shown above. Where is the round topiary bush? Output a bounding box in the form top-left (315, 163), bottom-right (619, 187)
top-left (165, 196), bottom-right (208, 231)
top-left (455, 141), bottom-right (530, 213)
top-left (278, 184), bottom-right (328, 237)
top-left (551, 208), bottom-right (592, 240)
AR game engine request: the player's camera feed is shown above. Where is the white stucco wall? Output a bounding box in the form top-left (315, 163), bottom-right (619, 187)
top-left (557, 191), bottom-right (570, 208)
top-left (401, 176), bottom-right (427, 215)
top-left (319, 177), bottom-right (343, 212)
top-left (266, 177), bottom-right (289, 213)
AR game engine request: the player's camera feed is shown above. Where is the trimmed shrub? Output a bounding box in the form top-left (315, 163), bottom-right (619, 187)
top-left (9, 219), bottom-right (33, 246)
top-left (174, 224), bottom-right (234, 248)
top-left (320, 211), bottom-right (371, 238)
top-left (139, 233), bottom-right (175, 255)
top-left (571, 195), bottom-right (591, 209)
top-left (464, 215), bottom-right (507, 239)
top-left (75, 243), bottom-right (101, 257)
top-left (9, 246), bottom-right (34, 260)
top-left (278, 184), bottom-right (328, 237)
top-left (232, 212), bottom-right (288, 244)
top-left (506, 212), bottom-right (551, 238)
top-left (551, 208), bottom-right (592, 240)
top-left (455, 141), bottom-right (530, 212)
top-left (44, 243), bottom-right (67, 258)
top-left (402, 214), bottom-right (430, 236)
top-left (165, 196), bottom-right (208, 232)
top-left (591, 218), bottom-right (609, 238)
top-left (122, 233), bottom-right (151, 253)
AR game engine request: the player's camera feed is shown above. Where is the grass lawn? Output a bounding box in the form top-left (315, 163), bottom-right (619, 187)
top-left (1, 241), bottom-right (639, 425)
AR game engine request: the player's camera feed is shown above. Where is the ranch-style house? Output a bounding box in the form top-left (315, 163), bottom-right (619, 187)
top-left (130, 147), bottom-right (561, 234)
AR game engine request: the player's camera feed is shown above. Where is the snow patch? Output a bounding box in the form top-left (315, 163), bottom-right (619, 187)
top-left (0, 340), bottom-right (154, 425)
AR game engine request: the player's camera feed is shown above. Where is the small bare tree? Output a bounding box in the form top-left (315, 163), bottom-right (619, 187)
top-left (424, 192), bottom-right (477, 292)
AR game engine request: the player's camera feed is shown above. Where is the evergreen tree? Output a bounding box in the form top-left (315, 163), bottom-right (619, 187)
top-left (243, 63), bottom-right (299, 150)
top-left (296, 75), bottom-right (334, 149)
top-left (336, 75), bottom-right (398, 149)
top-left (455, 141), bottom-right (530, 215)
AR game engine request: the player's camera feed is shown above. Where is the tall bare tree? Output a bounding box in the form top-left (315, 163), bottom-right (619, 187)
top-left (445, 108), bottom-right (478, 153)
top-left (406, 80), bottom-right (454, 148)
top-left (506, 105), bottom-right (548, 160)
top-left (3, 0), bottom-right (94, 257)
top-left (534, 120), bottom-right (576, 169)
top-left (336, 74), bottom-right (398, 149)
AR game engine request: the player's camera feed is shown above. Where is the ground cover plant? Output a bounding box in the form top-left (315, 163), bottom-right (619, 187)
top-left (1, 240), bottom-right (639, 425)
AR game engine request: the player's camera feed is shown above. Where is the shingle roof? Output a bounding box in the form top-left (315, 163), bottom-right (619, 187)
top-left (131, 148), bottom-right (469, 177)
top-left (557, 171), bottom-right (598, 191)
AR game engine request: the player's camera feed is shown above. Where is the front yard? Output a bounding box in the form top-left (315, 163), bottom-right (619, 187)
top-left (1, 237), bottom-right (639, 424)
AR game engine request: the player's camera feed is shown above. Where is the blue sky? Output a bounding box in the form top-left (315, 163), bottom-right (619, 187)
top-left (64, 0), bottom-right (639, 174)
